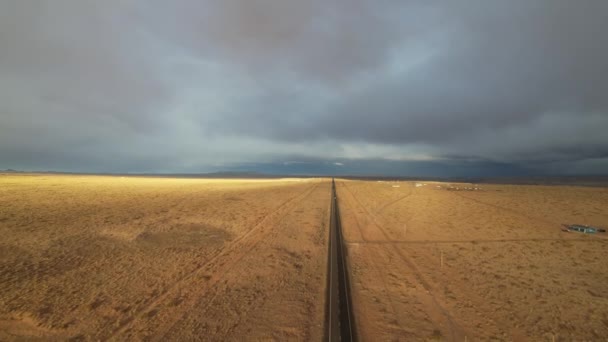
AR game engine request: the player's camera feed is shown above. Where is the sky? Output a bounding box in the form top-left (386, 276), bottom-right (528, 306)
top-left (1, 1), bottom-right (608, 177)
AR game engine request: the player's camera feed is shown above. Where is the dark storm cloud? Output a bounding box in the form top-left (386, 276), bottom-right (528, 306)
top-left (1, 0), bottom-right (607, 175)
top-left (142, 0), bottom-right (418, 83)
top-left (202, 0), bottom-right (608, 162)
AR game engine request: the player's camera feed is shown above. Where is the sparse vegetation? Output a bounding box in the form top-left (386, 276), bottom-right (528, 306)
top-left (336, 179), bottom-right (608, 340)
top-left (0, 174), bottom-right (330, 340)
top-left (1, 175), bottom-right (607, 340)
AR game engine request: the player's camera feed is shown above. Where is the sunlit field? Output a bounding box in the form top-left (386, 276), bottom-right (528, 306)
top-left (2, 174), bottom-right (607, 340)
top-left (337, 180), bottom-right (608, 340)
top-left (0, 174), bottom-right (330, 340)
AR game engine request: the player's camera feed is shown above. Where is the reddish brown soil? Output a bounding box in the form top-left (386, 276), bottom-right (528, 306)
top-left (337, 180), bottom-right (608, 341)
top-left (2, 174), bottom-right (607, 341)
top-left (0, 175), bottom-right (330, 341)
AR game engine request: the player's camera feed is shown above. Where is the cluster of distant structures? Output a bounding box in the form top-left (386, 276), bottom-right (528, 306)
top-left (376, 180), bottom-right (402, 188)
top-left (563, 224), bottom-right (606, 234)
top-left (378, 180), bottom-right (607, 237)
top-left (435, 184), bottom-right (483, 191)
top-left (377, 180), bottom-right (607, 237)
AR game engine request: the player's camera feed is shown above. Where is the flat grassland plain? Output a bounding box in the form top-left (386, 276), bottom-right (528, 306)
top-left (0, 174), bottom-right (330, 341)
top-left (2, 175), bottom-right (607, 341)
top-left (336, 180), bottom-right (608, 341)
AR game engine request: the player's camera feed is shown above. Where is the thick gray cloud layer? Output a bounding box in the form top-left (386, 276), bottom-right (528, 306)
top-left (1, 1), bottom-right (607, 174)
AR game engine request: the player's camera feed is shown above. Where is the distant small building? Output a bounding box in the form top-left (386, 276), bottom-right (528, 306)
top-left (567, 225), bottom-right (597, 234)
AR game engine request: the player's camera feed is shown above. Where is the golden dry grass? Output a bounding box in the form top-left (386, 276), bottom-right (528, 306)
top-left (3, 174), bottom-right (607, 341)
top-left (337, 180), bottom-right (608, 341)
top-left (0, 174), bottom-right (330, 340)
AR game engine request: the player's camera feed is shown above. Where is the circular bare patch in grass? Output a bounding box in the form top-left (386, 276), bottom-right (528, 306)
top-left (135, 224), bottom-right (232, 250)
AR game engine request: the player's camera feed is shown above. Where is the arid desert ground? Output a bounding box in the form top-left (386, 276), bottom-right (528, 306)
top-left (1, 174), bottom-right (607, 341)
top-left (0, 174), bottom-right (330, 341)
top-left (336, 180), bottom-right (608, 341)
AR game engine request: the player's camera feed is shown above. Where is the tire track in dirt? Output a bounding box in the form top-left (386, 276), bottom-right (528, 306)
top-left (341, 182), bottom-right (559, 340)
top-left (106, 183), bottom-right (319, 340)
top-left (70, 187), bottom-right (222, 327)
top-left (153, 183), bottom-right (322, 340)
top-left (337, 183), bottom-right (415, 336)
top-left (339, 181), bottom-right (466, 340)
top-left (397, 189), bottom-right (608, 339)
top-left (450, 191), bottom-right (559, 226)
top-left (337, 185), bottom-right (367, 243)
top-left (336, 182), bottom-right (416, 331)
top-left (173, 183), bottom-right (331, 341)
top-left (374, 186), bottom-right (414, 215)
top-left (346, 238), bottom-right (605, 245)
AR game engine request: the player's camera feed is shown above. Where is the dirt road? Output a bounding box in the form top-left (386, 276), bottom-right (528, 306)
top-left (0, 175), bottom-right (331, 341)
top-left (2, 175), bottom-right (607, 340)
top-left (336, 180), bottom-right (608, 341)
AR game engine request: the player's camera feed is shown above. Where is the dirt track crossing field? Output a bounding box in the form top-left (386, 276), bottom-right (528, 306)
top-left (0, 175), bottom-right (331, 341)
top-left (2, 175), bottom-right (608, 340)
top-left (336, 180), bottom-right (608, 341)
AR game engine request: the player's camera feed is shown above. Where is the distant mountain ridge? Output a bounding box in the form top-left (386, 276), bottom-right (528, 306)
top-left (2, 169), bottom-right (608, 186)
top-left (0, 169), bottom-right (293, 179)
